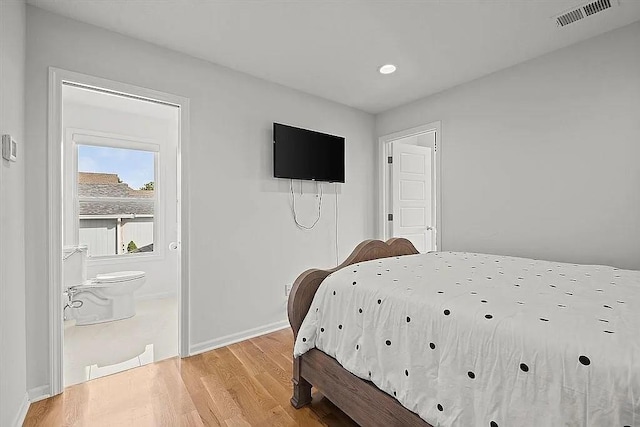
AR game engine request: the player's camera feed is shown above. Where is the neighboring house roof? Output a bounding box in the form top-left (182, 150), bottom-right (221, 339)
top-left (78, 172), bottom-right (121, 185)
top-left (78, 172), bottom-right (154, 217)
top-left (79, 183), bottom-right (132, 198)
top-left (79, 200), bottom-right (154, 216)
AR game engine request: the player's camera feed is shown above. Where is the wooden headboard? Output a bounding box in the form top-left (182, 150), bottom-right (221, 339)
top-left (287, 238), bottom-right (419, 338)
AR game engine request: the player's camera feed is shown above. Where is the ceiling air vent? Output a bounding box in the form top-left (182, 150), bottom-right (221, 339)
top-left (583, 0), bottom-right (612, 16)
top-left (554, 0), bottom-right (617, 27)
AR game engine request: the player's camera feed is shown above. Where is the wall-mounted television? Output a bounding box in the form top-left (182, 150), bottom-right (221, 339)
top-left (273, 123), bottom-right (345, 183)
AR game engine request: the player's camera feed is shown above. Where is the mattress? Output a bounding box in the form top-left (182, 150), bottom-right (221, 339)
top-left (293, 251), bottom-right (640, 427)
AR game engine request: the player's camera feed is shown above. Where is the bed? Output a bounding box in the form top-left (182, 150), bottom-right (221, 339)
top-left (287, 238), bottom-right (639, 427)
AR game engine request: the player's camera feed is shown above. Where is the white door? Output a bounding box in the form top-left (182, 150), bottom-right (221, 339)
top-left (390, 143), bottom-right (435, 253)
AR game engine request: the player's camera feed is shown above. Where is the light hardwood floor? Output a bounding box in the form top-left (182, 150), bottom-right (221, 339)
top-left (24, 328), bottom-right (357, 426)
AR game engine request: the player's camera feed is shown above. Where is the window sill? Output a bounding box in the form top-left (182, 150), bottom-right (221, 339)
top-left (87, 251), bottom-right (165, 266)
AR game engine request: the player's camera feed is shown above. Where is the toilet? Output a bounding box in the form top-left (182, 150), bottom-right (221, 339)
top-left (63, 246), bottom-right (146, 325)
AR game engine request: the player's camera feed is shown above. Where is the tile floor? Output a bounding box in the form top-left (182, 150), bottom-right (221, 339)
top-left (63, 296), bottom-right (178, 387)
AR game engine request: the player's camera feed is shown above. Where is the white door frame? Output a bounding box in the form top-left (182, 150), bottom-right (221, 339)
top-left (48, 67), bottom-right (191, 396)
top-left (378, 121), bottom-right (442, 250)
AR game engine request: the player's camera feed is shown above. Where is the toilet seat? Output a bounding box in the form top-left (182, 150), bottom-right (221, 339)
top-left (70, 271), bottom-right (146, 290)
top-left (94, 271), bottom-right (146, 284)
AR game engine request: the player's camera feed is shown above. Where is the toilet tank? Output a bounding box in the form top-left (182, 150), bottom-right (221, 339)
top-left (63, 245), bottom-right (88, 288)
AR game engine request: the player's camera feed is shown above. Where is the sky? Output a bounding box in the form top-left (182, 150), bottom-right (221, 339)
top-left (78, 145), bottom-right (154, 190)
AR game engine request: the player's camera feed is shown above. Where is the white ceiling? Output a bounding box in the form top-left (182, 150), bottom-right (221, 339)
top-left (29, 0), bottom-right (640, 114)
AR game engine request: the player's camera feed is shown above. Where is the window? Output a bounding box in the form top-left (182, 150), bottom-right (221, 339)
top-left (76, 144), bottom-right (157, 257)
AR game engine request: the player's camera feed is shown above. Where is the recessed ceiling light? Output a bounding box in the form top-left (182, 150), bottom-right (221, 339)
top-left (378, 64), bottom-right (397, 75)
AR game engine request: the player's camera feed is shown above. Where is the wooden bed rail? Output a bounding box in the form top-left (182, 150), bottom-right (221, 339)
top-left (286, 238), bottom-right (428, 425)
top-left (287, 238), bottom-right (419, 339)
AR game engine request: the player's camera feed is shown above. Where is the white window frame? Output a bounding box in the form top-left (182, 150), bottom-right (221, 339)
top-left (64, 128), bottom-right (165, 264)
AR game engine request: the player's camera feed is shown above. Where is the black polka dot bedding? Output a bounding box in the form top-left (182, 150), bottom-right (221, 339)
top-left (293, 252), bottom-right (639, 427)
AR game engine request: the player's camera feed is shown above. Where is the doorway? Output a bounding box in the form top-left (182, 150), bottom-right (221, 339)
top-left (379, 122), bottom-right (442, 252)
top-left (48, 69), bottom-right (190, 395)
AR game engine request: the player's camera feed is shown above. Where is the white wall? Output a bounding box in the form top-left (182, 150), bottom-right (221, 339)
top-left (120, 218), bottom-right (154, 252)
top-left (0, 0), bottom-right (28, 424)
top-left (25, 6), bottom-right (376, 391)
top-left (377, 21), bottom-right (640, 270)
top-left (79, 219), bottom-right (117, 256)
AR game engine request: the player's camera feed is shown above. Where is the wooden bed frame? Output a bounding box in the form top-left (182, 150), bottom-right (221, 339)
top-left (287, 238), bottom-right (433, 427)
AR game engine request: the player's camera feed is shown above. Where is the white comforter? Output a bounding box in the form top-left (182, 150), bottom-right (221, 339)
top-left (293, 252), bottom-right (640, 427)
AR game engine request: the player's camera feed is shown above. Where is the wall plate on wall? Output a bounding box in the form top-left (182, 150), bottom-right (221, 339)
top-left (2, 134), bottom-right (17, 162)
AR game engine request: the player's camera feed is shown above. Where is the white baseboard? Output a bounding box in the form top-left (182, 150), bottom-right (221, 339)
top-left (135, 291), bottom-right (177, 301)
top-left (189, 320), bottom-right (289, 356)
top-left (28, 384), bottom-right (51, 403)
top-left (12, 392), bottom-right (30, 427)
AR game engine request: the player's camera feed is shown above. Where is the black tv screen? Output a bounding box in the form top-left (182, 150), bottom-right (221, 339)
top-left (273, 123), bottom-right (345, 183)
